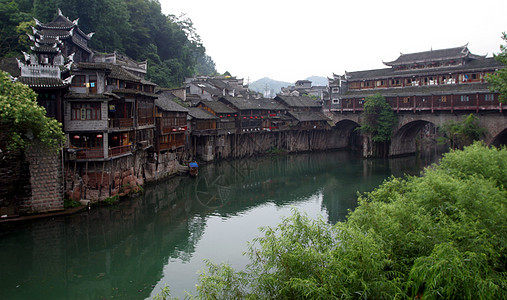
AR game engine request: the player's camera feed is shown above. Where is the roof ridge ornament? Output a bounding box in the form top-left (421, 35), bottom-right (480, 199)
top-left (58, 8), bottom-right (63, 16)
top-left (73, 18), bottom-right (79, 25)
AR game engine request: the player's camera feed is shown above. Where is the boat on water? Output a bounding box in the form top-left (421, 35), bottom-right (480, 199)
top-left (189, 162), bottom-right (198, 177)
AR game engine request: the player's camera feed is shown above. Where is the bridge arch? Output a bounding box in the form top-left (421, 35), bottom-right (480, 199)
top-left (330, 119), bottom-right (361, 150)
top-left (490, 128), bottom-right (507, 148)
top-left (390, 119), bottom-right (438, 156)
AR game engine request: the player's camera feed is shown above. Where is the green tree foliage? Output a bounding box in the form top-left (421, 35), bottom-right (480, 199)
top-left (358, 93), bottom-right (397, 157)
top-left (439, 113), bottom-right (486, 150)
top-left (486, 32), bottom-right (507, 103)
top-left (2, 0), bottom-right (216, 87)
top-left (0, 0), bottom-right (32, 57)
top-left (0, 71), bottom-right (65, 151)
top-left (193, 142), bottom-right (507, 299)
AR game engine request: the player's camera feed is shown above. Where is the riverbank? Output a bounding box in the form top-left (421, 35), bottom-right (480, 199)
top-left (0, 204), bottom-right (87, 223)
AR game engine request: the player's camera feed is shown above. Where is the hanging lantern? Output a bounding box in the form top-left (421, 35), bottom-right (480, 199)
top-left (96, 134), bottom-right (103, 138)
top-left (112, 136), bottom-right (118, 140)
top-left (73, 135), bottom-right (80, 139)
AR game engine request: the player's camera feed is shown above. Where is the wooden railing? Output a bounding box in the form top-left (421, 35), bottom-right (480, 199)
top-left (109, 145), bottom-right (131, 157)
top-left (109, 118), bottom-right (133, 129)
top-left (76, 148), bottom-right (104, 159)
top-left (334, 94), bottom-right (502, 113)
top-left (138, 117), bottom-right (154, 126)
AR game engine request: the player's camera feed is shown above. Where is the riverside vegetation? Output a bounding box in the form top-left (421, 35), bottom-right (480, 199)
top-left (154, 142), bottom-right (506, 299)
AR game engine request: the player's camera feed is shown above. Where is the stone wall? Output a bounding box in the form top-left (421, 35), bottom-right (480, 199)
top-left (22, 141), bottom-right (64, 213)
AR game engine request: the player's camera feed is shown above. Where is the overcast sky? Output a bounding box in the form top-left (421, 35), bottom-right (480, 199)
top-left (160, 0), bottom-right (507, 84)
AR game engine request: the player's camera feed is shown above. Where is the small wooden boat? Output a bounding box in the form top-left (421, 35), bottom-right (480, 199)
top-left (189, 162), bottom-right (198, 177)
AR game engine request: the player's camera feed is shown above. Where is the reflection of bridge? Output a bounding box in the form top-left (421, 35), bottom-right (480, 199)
top-left (327, 101), bottom-right (507, 156)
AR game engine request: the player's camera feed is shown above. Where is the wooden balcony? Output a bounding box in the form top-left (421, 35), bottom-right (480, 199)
top-left (159, 141), bottom-right (185, 151)
top-left (138, 117), bottom-right (154, 126)
top-left (109, 145), bottom-right (132, 157)
top-left (76, 148), bottom-right (104, 159)
top-left (109, 118), bottom-right (133, 129)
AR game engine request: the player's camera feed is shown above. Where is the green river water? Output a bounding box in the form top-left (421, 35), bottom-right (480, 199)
top-left (0, 150), bottom-right (443, 299)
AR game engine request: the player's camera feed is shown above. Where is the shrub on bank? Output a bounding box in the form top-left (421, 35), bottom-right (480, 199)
top-left (191, 142), bottom-right (506, 299)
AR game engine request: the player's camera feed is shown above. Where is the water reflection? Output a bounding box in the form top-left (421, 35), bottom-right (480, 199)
top-left (0, 150), bottom-right (443, 299)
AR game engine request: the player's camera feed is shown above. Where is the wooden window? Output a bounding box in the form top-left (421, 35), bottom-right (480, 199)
top-left (441, 96), bottom-right (447, 102)
top-left (71, 75), bottom-right (86, 87)
top-left (485, 94), bottom-right (495, 101)
top-left (460, 95), bottom-right (469, 102)
top-left (71, 102), bottom-right (101, 120)
top-left (403, 97), bottom-right (410, 103)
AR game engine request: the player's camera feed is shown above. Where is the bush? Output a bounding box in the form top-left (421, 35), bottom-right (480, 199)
top-left (194, 142), bottom-right (507, 299)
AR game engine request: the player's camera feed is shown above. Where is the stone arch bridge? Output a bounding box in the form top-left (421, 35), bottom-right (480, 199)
top-left (326, 109), bottom-right (507, 156)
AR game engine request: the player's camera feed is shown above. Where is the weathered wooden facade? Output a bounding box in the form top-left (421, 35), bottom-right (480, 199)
top-left (197, 100), bottom-right (237, 134)
top-left (155, 91), bottom-right (188, 154)
top-left (328, 45), bottom-right (503, 113)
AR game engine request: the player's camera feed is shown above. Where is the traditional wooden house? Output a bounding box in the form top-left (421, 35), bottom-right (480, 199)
top-left (274, 95), bottom-right (323, 112)
top-left (186, 80), bottom-right (222, 101)
top-left (187, 107), bottom-right (219, 161)
top-left (66, 61), bottom-right (156, 160)
top-left (1, 9), bottom-right (93, 123)
top-left (197, 100), bottom-right (238, 134)
top-left (187, 107), bottom-right (218, 136)
top-left (287, 111), bottom-right (331, 131)
top-left (155, 91), bottom-right (189, 154)
top-left (329, 45), bottom-right (503, 112)
top-left (218, 96), bottom-right (289, 132)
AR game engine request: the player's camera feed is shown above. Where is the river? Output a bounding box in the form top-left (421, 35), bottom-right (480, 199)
top-left (0, 149), bottom-right (443, 299)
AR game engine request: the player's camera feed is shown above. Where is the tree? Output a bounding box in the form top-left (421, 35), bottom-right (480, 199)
top-left (1, 0), bottom-right (217, 88)
top-left (193, 142), bottom-right (507, 299)
top-left (486, 32), bottom-right (507, 103)
top-left (438, 113), bottom-right (485, 150)
top-left (0, 71), bottom-right (65, 152)
top-left (0, 0), bottom-right (32, 57)
top-left (357, 93), bottom-right (397, 157)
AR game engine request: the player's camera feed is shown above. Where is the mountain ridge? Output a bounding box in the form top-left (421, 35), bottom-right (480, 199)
top-left (248, 76), bottom-right (328, 96)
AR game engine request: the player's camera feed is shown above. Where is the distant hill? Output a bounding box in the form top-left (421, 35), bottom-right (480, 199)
top-left (248, 76), bottom-right (328, 97)
top-left (305, 76), bottom-right (328, 86)
top-left (248, 77), bottom-right (291, 96)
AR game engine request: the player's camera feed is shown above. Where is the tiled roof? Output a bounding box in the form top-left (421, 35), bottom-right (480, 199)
top-left (383, 45), bottom-right (483, 66)
top-left (199, 100), bottom-right (236, 114)
top-left (75, 62), bottom-right (143, 82)
top-left (187, 107), bottom-right (218, 120)
top-left (112, 88), bottom-right (157, 98)
top-left (155, 95), bottom-right (189, 112)
top-left (342, 82), bottom-right (492, 98)
top-left (220, 96), bottom-right (287, 111)
top-left (18, 76), bottom-right (68, 88)
top-left (65, 92), bottom-right (109, 100)
top-left (275, 95), bottom-right (321, 108)
top-left (347, 57), bottom-right (503, 81)
top-left (288, 111), bottom-right (331, 122)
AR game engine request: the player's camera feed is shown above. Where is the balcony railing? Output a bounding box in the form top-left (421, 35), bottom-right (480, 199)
top-left (109, 118), bottom-right (133, 129)
top-left (138, 117), bottom-right (154, 126)
top-left (76, 148), bottom-right (104, 159)
top-left (109, 145), bottom-right (132, 157)
top-left (159, 141), bottom-right (185, 151)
